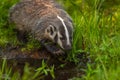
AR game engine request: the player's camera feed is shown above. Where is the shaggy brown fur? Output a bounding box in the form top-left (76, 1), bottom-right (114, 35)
top-left (10, 0), bottom-right (68, 40)
top-left (10, 0), bottom-right (73, 55)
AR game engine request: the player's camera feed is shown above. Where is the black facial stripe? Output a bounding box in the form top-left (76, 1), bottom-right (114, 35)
top-left (54, 34), bottom-right (58, 43)
top-left (50, 26), bottom-right (53, 35)
top-left (65, 23), bottom-right (73, 39)
top-left (54, 26), bottom-right (57, 31)
top-left (59, 25), bottom-right (66, 40)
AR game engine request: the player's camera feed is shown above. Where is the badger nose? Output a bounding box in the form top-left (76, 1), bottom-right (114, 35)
top-left (65, 45), bottom-right (72, 51)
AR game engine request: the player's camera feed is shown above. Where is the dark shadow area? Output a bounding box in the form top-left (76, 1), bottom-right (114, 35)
top-left (0, 46), bottom-right (90, 80)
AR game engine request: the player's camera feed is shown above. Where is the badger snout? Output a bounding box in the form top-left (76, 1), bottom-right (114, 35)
top-left (64, 45), bottom-right (72, 51)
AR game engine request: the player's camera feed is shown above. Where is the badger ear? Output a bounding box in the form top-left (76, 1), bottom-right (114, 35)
top-left (46, 25), bottom-right (56, 35)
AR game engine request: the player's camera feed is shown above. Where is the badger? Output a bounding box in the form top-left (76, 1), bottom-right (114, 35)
top-left (9, 0), bottom-right (73, 55)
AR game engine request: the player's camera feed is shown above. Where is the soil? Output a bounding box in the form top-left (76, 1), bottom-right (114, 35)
top-left (0, 46), bottom-right (90, 80)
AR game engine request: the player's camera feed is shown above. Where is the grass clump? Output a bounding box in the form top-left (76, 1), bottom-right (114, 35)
top-left (0, 59), bottom-right (55, 80)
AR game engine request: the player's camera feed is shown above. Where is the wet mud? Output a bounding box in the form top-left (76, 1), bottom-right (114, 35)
top-left (0, 46), bottom-right (89, 80)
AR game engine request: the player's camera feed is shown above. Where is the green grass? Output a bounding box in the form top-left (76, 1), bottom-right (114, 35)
top-left (0, 0), bottom-right (19, 47)
top-left (67, 0), bottom-right (120, 80)
top-left (0, 59), bottom-right (55, 80)
top-left (0, 0), bottom-right (120, 80)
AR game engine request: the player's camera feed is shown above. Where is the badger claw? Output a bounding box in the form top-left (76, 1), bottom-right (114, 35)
top-left (53, 49), bottom-right (65, 55)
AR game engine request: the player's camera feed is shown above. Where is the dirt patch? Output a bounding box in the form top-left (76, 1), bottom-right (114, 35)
top-left (0, 46), bottom-right (89, 80)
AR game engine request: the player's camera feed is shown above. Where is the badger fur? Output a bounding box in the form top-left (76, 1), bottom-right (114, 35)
top-left (10, 0), bottom-right (73, 54)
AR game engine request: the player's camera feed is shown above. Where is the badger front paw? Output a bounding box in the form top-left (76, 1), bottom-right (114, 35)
top-left (45, 44), bottom-right (65, 55)
top-left (52, 49), bottom-right (65, 55)
top-left (40, 39), bottom-right (65, 55)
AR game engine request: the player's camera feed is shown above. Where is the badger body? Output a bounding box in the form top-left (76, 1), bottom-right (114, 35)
top-left (10, 0), bottom-right (73, 53)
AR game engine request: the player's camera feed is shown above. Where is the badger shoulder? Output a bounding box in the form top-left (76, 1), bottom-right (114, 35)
top-left (9, 0), bottom-right (62, 31)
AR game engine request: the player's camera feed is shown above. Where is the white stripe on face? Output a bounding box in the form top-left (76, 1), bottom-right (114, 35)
top-left (57, 15), bottom-right (70, 45)
top-left (57, 31), bottom-right (64, 49)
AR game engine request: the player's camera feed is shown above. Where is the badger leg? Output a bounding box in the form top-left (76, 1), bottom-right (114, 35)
top-left (40, 39), bottom-right (65, 55)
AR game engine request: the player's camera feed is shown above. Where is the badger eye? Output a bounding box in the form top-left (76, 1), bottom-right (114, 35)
top-left (60, 36), bottom-right (65, 40)
top-left (60, 37), bottom-right (64, 40)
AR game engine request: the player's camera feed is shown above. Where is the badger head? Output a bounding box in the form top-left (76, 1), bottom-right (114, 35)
top-left (44, 15), bottom-right (73, 51)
